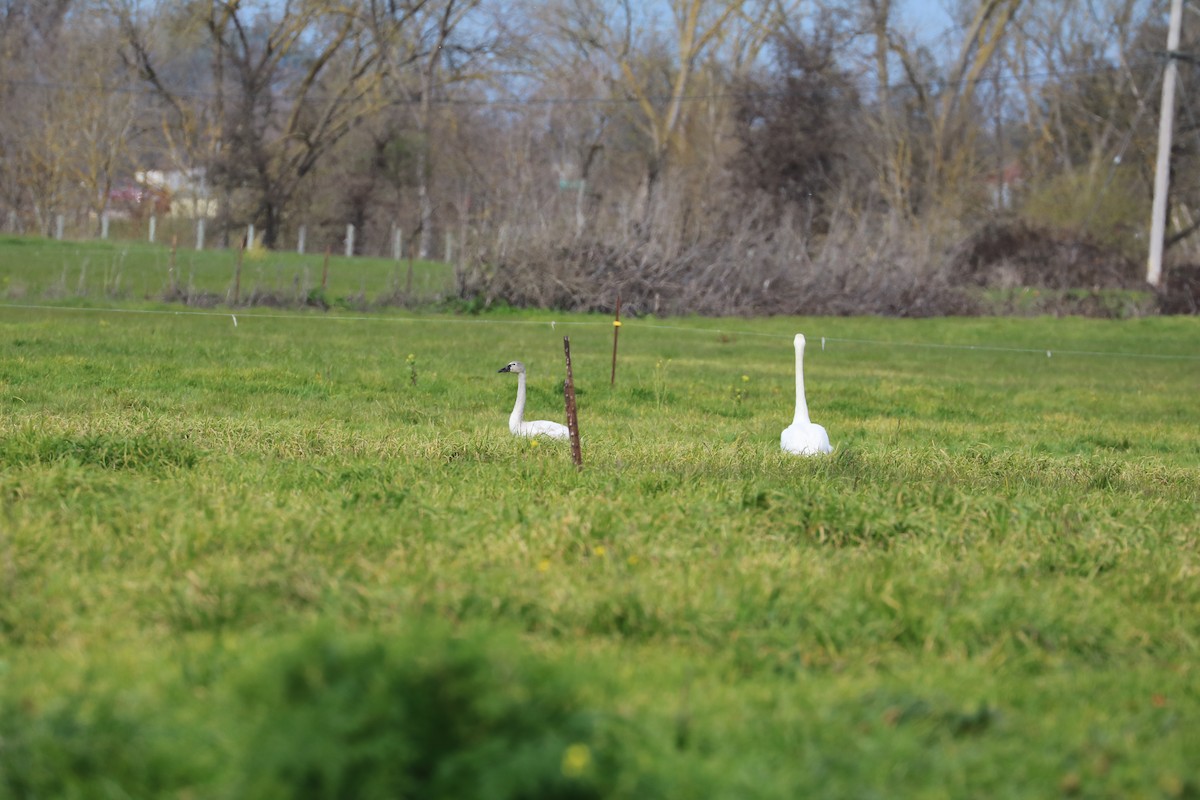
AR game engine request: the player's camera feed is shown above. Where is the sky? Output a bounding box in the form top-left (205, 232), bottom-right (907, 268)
top-left (898, 0), bottom-right (957, 44)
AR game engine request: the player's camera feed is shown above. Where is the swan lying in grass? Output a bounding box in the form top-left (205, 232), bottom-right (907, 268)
top-left (498, 361), bottom-right (570, 440)
top-left (781, 334), bottom-right (832, 455)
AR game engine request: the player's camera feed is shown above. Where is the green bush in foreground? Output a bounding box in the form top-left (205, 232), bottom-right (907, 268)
top-left (0, 625), bottom-right (662, 800)
top-left (233, 625), bottom-right (650, 799)
top-left (0, 682), bottom-right (209, 799)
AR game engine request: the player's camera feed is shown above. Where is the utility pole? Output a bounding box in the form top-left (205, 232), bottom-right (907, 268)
top-left (1148, 0), bottom-right (1185, 288)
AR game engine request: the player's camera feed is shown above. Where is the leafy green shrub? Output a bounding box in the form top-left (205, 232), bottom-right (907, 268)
top-left (233, 625), bottom-right (653, 800)
top-left (0, 687), bottom-right (210, 799)
top-left (1019, 167), bottom-right (1146, 261)
top-left (0, 626), bottom-right (663, 799)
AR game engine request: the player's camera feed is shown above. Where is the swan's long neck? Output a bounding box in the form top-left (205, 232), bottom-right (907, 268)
top-left (793, 337), bottom-right (811, 425)
top-left (510, 371), bottom-right (527, 430)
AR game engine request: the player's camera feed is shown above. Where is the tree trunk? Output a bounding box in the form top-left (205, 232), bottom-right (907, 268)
top-left (417, 64), bottom-right (434, 260)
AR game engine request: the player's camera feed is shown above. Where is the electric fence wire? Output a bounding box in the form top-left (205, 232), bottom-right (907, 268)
top-left (2, 301), bottom-right (1197, 363)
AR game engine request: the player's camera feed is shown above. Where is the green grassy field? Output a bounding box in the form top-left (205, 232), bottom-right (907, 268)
top-left (1, 277), bottom-right (1199, 795)
top-left (0, 235), bottom-right (453, 307)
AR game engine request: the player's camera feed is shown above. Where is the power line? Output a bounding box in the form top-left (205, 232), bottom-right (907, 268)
top-left (0, 55), bottom-right (1174, 110)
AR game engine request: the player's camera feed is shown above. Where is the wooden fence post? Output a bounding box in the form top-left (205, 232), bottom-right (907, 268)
top-left (563, 336), bottom-right (583, 471)
top-left (611, 293), bottom-right (622, 387)
top-left (233, 238), bottom-right (244, 305)
top-left (169, 235), bottom-right (178, 294)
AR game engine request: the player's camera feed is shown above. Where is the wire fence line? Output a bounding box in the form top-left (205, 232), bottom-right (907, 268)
top-left (0, 241), bottom-right (423, 263)
top-left (3, 218), bottom-right (448, 262)
top-left (2, 301), bottom-right (1198, 363)
top-left (0, 236), bottom-right (458, 308)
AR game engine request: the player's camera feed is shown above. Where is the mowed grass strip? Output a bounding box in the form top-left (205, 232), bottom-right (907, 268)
top-left (1, 304), bottom-right (1198, 797)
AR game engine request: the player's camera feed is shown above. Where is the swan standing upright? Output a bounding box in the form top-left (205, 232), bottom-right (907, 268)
top-left (497, 361), bottom-right (571, 440)
top-left (781, 334), bottom-right (833, 455)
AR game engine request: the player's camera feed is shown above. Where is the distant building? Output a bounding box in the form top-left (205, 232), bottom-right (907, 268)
top-left (135, 168), bottom-right (217, 218)
top-left (985, 161), bottom-right (1024, 210)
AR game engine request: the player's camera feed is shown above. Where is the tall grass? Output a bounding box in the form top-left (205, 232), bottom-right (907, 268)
top-left (1, 302), bottom-right (1198, 797)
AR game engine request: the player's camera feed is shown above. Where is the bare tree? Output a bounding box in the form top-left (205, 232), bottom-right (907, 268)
top-left (116, 0), bottom-right (386, 248)
top-left (862, 0), bottom-right (1022, 215)
top-left (929, 0), bottom-right (1022, 198)
top-left (861, 0), bottom-right (914, 214)
top-left (364, 0), bottom-right (503, 259)
top-left (992, 0), bottom-right (1162, 254)
top-left (530, 0), bottom-right (791, 224)
top-left (1008, 0), bottom-right (1154, 177)
top-left (60, 10), bottom-right (143, 232)
top-left (729, 17), bottom-right (862, 233)
top-left (0, 0), bottom-right (77, 230)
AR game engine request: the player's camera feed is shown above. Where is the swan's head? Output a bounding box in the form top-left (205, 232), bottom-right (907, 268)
top-left (498, 361), bottom-right (526, 374)
top-left (794, 333), bottom-right (806, 351)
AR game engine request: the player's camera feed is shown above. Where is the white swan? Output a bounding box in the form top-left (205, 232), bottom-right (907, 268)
top-left (781, 334), bottom-right (832, 455)
top-left (497, 361), bottom-right (571, 440)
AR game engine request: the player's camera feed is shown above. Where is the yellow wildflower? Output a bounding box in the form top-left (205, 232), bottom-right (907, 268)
top-left (562, 743), bottom-right (591, 777)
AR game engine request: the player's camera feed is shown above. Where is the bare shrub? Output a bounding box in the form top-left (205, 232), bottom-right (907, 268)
top-left (242, 288), bottom-right (299, 308)
top-left (184, 291), bottom-right (223, 308)
top-left (1158, 265), bottom-right (1200, 315)
top-left (461, 203), bottom-right (977, 317)
top-left (950, 220), bottom-right (1143, 290)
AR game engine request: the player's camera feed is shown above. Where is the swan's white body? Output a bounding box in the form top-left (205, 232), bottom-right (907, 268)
top-left (781, 334), bottom-right (833, 456)
top-left (498, 361), bottom-right (570, 440)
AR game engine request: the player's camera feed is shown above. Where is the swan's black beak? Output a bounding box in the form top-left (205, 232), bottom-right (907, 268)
top-left (498, 365), bottom-right (512, 373)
